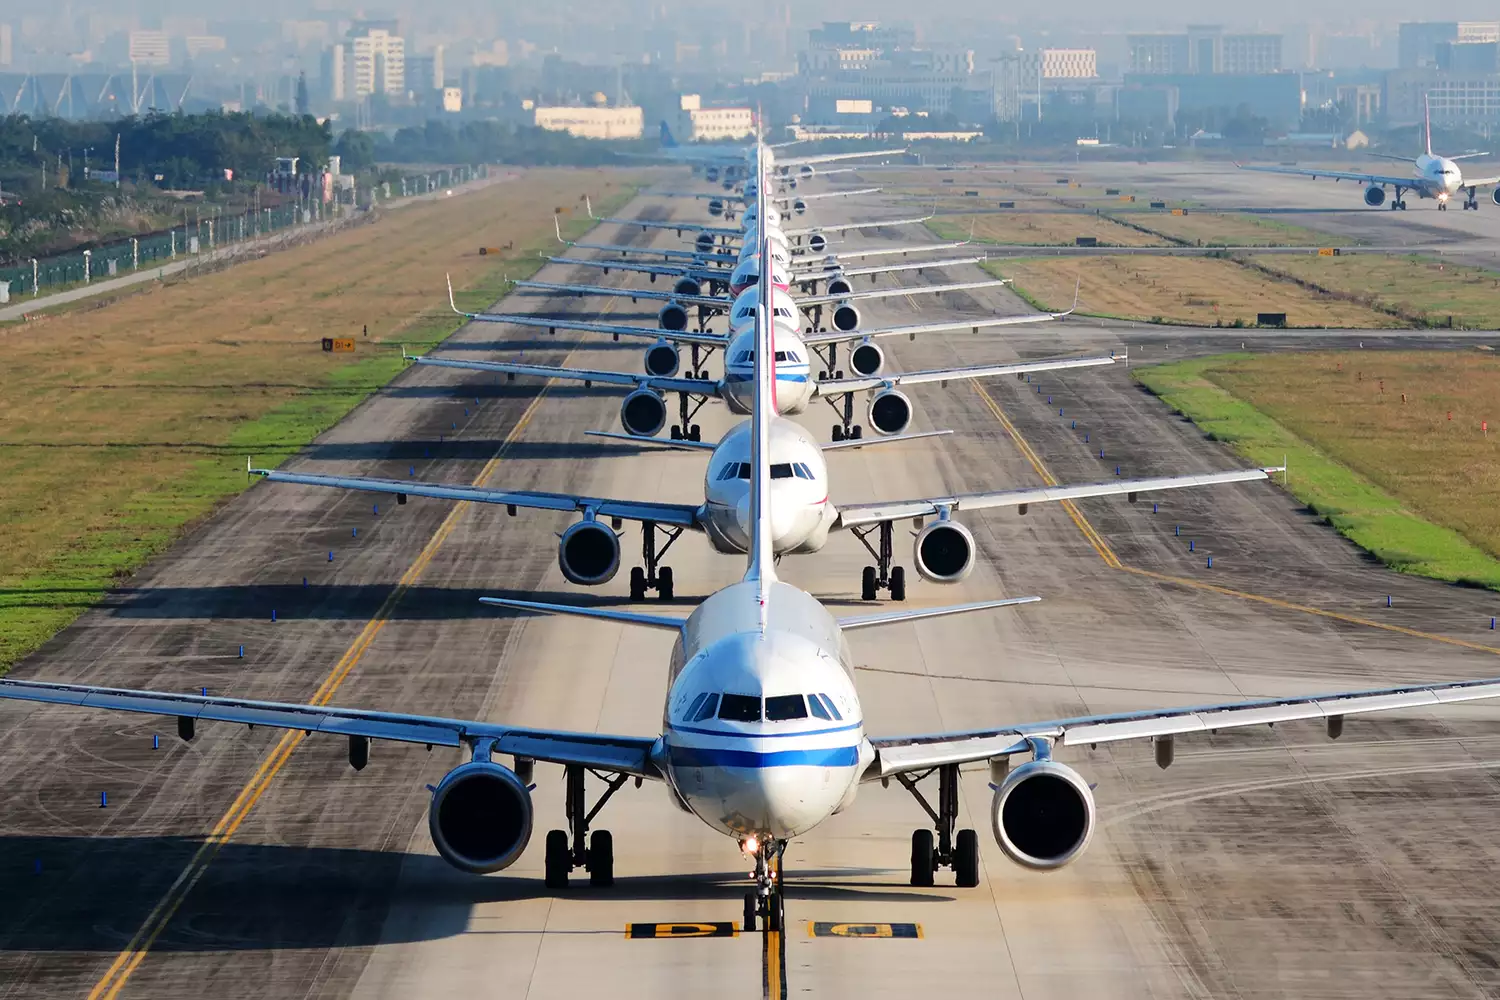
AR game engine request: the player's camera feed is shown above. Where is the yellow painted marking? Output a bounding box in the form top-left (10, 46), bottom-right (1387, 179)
top-left (763, 928), bottom-right (783, 1000)
top-left (809, 921), bottom-right (923, 938)
top-left (971, 383), bottom-right (1500, 658)
top-left (88, 299), bottom-right (610, 998)
top-left (626, 921), bottom-right (737, 939)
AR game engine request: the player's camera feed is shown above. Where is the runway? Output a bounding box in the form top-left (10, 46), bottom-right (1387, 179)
top-left (3, 175), bottom-right (1500, 999)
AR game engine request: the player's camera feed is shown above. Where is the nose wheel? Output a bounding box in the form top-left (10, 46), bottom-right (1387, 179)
top-left (741, 839), bottom-right (786, 932)
top-left (629, 522), bottom-right (681, 601)
top-left (852, 521), bottom-right (906, 600)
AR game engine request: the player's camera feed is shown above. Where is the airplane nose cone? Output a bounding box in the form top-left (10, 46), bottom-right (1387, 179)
top-left (734, 493), bottom-right (800, 550)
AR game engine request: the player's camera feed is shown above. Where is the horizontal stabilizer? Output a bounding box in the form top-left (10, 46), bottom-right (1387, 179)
top-left (480, 596), bottom-right (687, 631)
top-left (838, 596), bottom-right (1040, 631)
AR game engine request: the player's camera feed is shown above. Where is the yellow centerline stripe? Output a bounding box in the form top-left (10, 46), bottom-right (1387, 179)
top-left (89, 326), bottom-right (578, 998)
top-left (971, 382), bottom-right (1500, 657)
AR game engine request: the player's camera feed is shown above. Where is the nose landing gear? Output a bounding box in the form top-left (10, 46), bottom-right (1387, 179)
top-left (741, 838), bottom-right (786, 932)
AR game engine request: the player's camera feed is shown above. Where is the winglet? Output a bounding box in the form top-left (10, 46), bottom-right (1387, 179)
top-left (554, 214), bottom-right (565, 243)
top-left (1051, 278), bottom-right (1081, 318)
top-left (586, 195), bottom-right (596, 220)
top-left (446, 274), bottom-right (472, 318)
top-left (1424, 92), bottom-right (1433, 157)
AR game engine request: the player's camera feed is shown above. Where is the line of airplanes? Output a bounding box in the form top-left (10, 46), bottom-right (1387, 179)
top-left (5, 137), bottom-right (1500, 938)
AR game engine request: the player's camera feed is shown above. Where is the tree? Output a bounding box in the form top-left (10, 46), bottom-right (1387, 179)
top-left (296, 73), bottom-right (310, 117)
top-left (334, 130), bottom-right (377, 171)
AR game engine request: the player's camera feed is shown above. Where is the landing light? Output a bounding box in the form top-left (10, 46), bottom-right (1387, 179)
top-left (741, 835), bottom-right (759, 855)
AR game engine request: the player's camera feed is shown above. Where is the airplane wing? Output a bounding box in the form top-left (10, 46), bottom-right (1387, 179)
top-left (1235, 162), bottom-right (1433, 192)
top-left (774, 187), bottom-right (882, 203)
top-left (585, 428), bottom-right (954, 452)
top-left (802, 312), bottom-right (1068, 347)
top-left (251, 467), bottom-right (701, 529)
top-left (511, 279), bottom-right (724, 309)
top-left (411, 355), bottom-right (712, 396)
top-left (789, 241), bottom-right (973, 269)
top-left (445, 277), bottom-right (727, 347)
top-left (812, 354), bottom-right (1117, 399)
top-left (783, 215), bottom-right (931, 238)
top-left (777, 148), bottom-right (907, 168)
top-left (548, 256), bottom-right (732, 284)
top-left (0, 678), bottom-right (663, 779)
top-left (805, 257), bottom-right (985, 282)
top-left (594, 216), bottom-right (741, 237)
top-left (797, 278), bottom-right (1007, 307)
top-left (1460, 173), bottom-right (1500, 187)
top-left (867, 674), bottom-right (1500, 778)
top-left (835, 467), bottom-right (1281, 529)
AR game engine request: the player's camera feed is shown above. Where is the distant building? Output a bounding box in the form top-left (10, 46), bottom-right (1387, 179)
top-left (1436, 41), bottom-right (1497, 73)
top-left (346, 26), bottom-right (405, 99)
top-left (801, 20), bottom-right (976, 117)
top-left (407, 46), bottom-right (444, 95)
top-left (1398, 22), bottom-right (1499, 69)
top-left (677, 95), bottom-right (756, 141)
top-left (1128, 26), bottom-right (1281, 75)
top-left (128, 30), bottom-right (171, 67)
top-left (322, 43), bottom-right (345, 102)
top-left (184, 36), bottom-right (226, 59)
top-left (441, 87), bottom-right (462, 113)
top-left (1041, 49), bottom-right (1098, 79)
top-left (534, 105), bottom-right (643, 139)
top-left (1123, 71), bottom-right (1303, 128)
top-left (1387, 69), bottom-right (1500, 126)
top-left (0, 24), bottom-right (12, 67)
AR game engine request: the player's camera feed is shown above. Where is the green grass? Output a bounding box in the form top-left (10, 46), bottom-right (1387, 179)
top-left (1136, 355), bottom-right (1500, 591)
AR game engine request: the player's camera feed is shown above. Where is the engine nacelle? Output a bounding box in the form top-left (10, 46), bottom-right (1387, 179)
top-left (672, 277), bottom-right (701, 297)
top-left (705, 165), bottom-right (720, 182)
top-left (1363, 185), bottom-right (1386, 207)
top-left (913, 519), bottom-right (974, 583)
top-left (808, 233), bottom-right (828, 254)
top-left (793, 198), bottom-right (808, 215)
top-left (832, 302), bottom-right (861, 332)
top-left (695, 232), bottom-right (715, 253)
top-left (428, 761), bottom-right (534, 873)
top-left (658, 302), bottom-right (688, 332)
top-left (991, 759), bottom-right (1096, 871)
top-left (849, 340), bottom-right (884, 376)
top-left (558, 520), bottom-right (621, 586)
top-left (644, 340), bottom-right (680, 377)
top-left (707, 198), bottom-right (725, 217)
top-left (825, 275), bottom-right (854, 297)
top-left (799, 164), bottom-right (816, 179)
top-left (620, 388), bottom-right (667, 438)
top-left (1492, 188), bottom-right (1500, 206)
top-left (867, 388), bottom-right (912, 436)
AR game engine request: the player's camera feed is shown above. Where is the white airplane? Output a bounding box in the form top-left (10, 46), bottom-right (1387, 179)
top-left (1238, 97), bottom-right (1500, 211)
top-left (8, 176), bottom-right (1500, 935)
top-left (430, 281), bottom-right (1080, 442)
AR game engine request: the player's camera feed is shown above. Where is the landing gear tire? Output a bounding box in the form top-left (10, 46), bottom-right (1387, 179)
top-left (861, 566), bottom-right (878, 601)
top-left (910, 829), bottom-right (935, 887)
top-left (890, 566), bottom-right (907, 602)
top-left (954, 828), bottom-right (980, 888)
top-left (588, 830), bottom-right (614, 887)
top-left (687, 424), bottom-right (701, 442)
top-left (818, 370), bottom-right (828, 380)
top-left (743, 891), bottom-right (758, 932)
top-left (629, 566), bottom-right (646, 601)
top-left (765, 894), bottom-right (783, 932)
top-left (850, 425), bottom-right (863, 441)
top-left (669, 425), bottom-right (682, 440)
top-left (545, 829), bottom-right (571, 889)
top-left (658, 567), bottom-right (674, 601)
top-left (831, 425), bottom-right (845, 442)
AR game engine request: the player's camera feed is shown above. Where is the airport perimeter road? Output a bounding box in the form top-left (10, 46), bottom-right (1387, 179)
top-left (4, 180), bottom-right (1500, 1000)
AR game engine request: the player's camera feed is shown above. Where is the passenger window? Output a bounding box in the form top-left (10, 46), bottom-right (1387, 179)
top-left (817, 694), bottom-right (843, 721)
top-left (807, 694), bottom-right (831, 720)
top-left (718, 694), bottom-right (761, 722)
top-left (692, 693), bottom-right (720, 722)
top-left (766, 695), bottom-right (808, 721)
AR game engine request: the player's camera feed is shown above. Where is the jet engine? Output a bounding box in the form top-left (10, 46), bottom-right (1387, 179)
top-left (620, 388), bottom-right (668, 438)
top-left (913, 519), bottom-right (974, 583)
top-left (798, 164), bottom-right (816, 179)
top-left (558, 520), bottom-right (621, 586)
top-left (1492, 188), bottom-right (1500, 206)
top-left (695, 233), bottom-right (715, 253)
top-left (825, 275), bottom-right (854, 297)
top-left (1364, 186), bottom-right (1386, 207)
top-left (705, 165), bottom-right (720, 183)
top-left (808, 233), bottom-right (829, 254)
top-left (849, 340), bottom-right (885, 376)
top-left (708, 198), bottom-right (725, 217)
top-left (428, 760), bottom-right (534, 873)
top-left (658, 302), bottom-right (689, 332)
top-left (831, 302), bottom-right (861, 333)
top-left (672, 277), bottom-right (702, 297)
top-left (792, 198), bottom-right (808, 215)
top-left (644, 340), bottom-right (680, 377)
top-left (867, 388), bottom-right (912, 435)
top-left (990, 759), bottom-right (1096, 871)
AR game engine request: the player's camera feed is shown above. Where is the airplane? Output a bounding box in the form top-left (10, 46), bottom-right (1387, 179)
top-left (1237, 96), bottom-right (1500, 211)
top-left (7, 169), bottom-right (1500, 937)
top-left (634, 120), bottom-right (905, 187)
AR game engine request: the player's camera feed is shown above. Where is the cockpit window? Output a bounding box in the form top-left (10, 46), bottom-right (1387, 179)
top-left (692, 693), bottom-right (720, 722)
top-left (684, 692), bottom-right (708, 720)
top-left (770, 463), bottom-right (794, 479)
top-left (766, 695), bottom-right (808, 721)
top-left (807, 694), bottom-right (831, 720)
top-left (718, 693), bottom-right (761, 722)
top-left (816, 694), bottom-right (843, 721)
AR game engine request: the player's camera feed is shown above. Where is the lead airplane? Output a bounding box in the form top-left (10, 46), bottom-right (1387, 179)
top-left (1238, 96), bottom-right (1500, 211)
top-left (6, 159), bottom-right (1500, 935)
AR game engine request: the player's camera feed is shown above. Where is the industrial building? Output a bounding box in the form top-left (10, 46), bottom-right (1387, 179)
top-left (534, 104), bottom-right (643, 139)
top-left (677, 95), bottom-right (755, 141)
top-left (1127, 26), bottom-right (1282, 75)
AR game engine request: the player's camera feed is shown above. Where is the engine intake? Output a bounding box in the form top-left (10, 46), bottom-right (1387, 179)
top-left (808, 233), bottom-right (828, 254)
top-left (658, 302), bottom-right (688, 332)
top-left (1364, 185), bottom-right (1386, 207)
top-left (913, 520), bottom-right (974, 582)
top-left (559, 520), bottom-right (621, 586)
top-left (832, 303), bottom-right (861, 332)
top-left (850, 340), bottom-right (884, 376)
top-left (826, 276), bottom-right (853, 297)
top-left (867, 389), bottom-right (912, 435)
top-left (428, 761), bottom-right (534, 873)
top-left (793, 198), bottom-right (808, 215)
top-left (644, 341), bottom-right (680, 377)
top-left (991, 759), bottom-right (1095, 870)
top-left (798, 164), bottom-right (816, 179)
top-left (695, 232), bottom-right (715, 252)
top-left (620, 388), bottom-right (667, 437)
top-left (708, 199), bottom-right (725, 217)
top-left (672, 277), bottom-right (701, 297)
top-left (1492, 188), bottom-right (1500, 206)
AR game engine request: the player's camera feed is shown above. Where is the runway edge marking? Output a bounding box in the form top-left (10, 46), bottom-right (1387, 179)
top-left (88, 317), bottom-right (588, 999)
top-left (970, 382), bottom-right (1500, 658)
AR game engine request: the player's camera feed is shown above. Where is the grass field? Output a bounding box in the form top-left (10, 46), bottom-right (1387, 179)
top-left (1136, 351), bottom-right (1500, 590)
top-left (0, 168), bottom-right (648, 669)
top-left (982, 256), bottom-right (1399, 328)
top-left (929, 212), bottom-right (1165, 247)
top-left (1120, 211), bottom-right (1342, 248)
top-left (1249, 253), bottom-right (1500, 328)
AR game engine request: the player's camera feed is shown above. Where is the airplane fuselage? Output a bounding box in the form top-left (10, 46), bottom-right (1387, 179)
top-left (700, 419), bottom-right (834, 556)
top-left (1414, 152), bottom-right (1464, 197)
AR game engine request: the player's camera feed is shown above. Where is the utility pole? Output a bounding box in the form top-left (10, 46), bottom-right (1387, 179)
top-left (114, 133), bottom-right (120, 188)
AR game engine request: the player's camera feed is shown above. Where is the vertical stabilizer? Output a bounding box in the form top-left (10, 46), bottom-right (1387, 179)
top-left (1424, 93), bottom-right (1433, 156)
top-left (660, 121), bottom-right (678, 148)
top-left (743, 144), bottom-right (777, 615)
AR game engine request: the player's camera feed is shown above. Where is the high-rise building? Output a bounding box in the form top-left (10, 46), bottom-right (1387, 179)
top-left (345, 26), bottom-right (404, 99)
top-left (1398, 22), bottom-right (1499, 68)
top-left (321, 43), bottom-right (345, 102)
top-left (128, 30), bottom-right (171, 67)
top-left (1041, 49), bottom-right (1098, 79)
top-left (1129, 26), bottom-right (1280, 74)
top-left (0, 24), bottom-right (12, 67)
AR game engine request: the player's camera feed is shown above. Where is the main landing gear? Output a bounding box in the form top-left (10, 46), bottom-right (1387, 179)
top-left (683, 343), bottom-right (717, 382)
top-left (670, 389), bottom-right (709, 443)
top-left (891, 763), bottom-right (980, 888)
top-left (628, 521), bottom-right (682, 600)
top-left (824, 393), bottom-right (862, 442)
top-left (545, 763), bottom-right (634, 889)
top-left (1462, 188), bottom-right (1480, 211)
top-left (1389, 187), bottom-right (1407, 211)
top-left (850, 520), bottom-right (906, 601)
top-left (741, 838), bottom-right (787, 932)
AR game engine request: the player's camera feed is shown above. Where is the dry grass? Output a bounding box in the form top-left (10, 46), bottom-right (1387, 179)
top-left (1128, 211), bottom-right (1342, 247)
top-left (985, 256), bottom-right (1400, 328)
top-left (929, 213), bottom-right (1166, 247)
top-left (1249, 253), bottom-right (1500, 328)
top-left (1138, 351), bottom-right (1500, 588)
top-left (0, 167), bottom-right (651, 667)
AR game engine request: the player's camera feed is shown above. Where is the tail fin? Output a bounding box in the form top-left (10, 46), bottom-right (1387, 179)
top-left (659, 121), bottom-right (679, 148)
top-left (1425, 93), bottom-right (1433, 156)
top-left (743, 144), bottom-right (776, 613)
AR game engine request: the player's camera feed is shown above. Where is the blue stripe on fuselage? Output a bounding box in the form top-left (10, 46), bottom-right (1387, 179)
top-left (668, 744), bottom-right (860, 768)
top-left (725, 372), bottom-right (809, 384)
